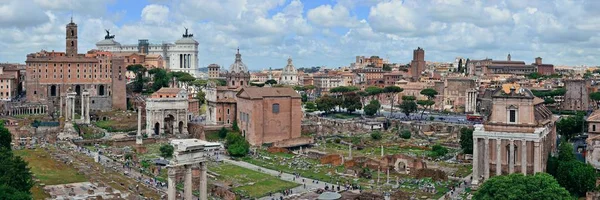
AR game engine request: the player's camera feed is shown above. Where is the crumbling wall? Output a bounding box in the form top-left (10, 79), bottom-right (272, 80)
top-left (320, 154), bottom-right (344, 166)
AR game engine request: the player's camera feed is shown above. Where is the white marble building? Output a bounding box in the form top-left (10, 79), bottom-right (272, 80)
top-left (96, 29), bottom-right (199, 77)
top-left (280, 57), bottom-right (299, 85)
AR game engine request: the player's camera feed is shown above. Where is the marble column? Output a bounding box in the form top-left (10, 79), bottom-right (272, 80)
top-left (349, 144), bottom-right (352, 159)
top-left (484, 138), bottom-right (490, 179)
top-left (59, 96), bottom-right (63, 117)
top-left (167, 167), bottom-right (177, 200)
top-left (199, 163), bottom-right (208, 200)
top-left (521, 140), bottom-right (527, 175)
top-left (185, 165), bottom-right (193, 200)
top-left (534, 142), bottom-right (541, 173)
top-left (472, 137), bottom-right (479, 185)
top-left (146, 110), bottom-right (153, 138)
top-left (85, 93), bottom-right (90, 124)
top-left (137, 106), bottom-right (143, 145)
top-left (81, 93), bottom-right (84, 121)
top-left (509, 140), bottom-right (514, 173)
top-left (71, 97), bottom-right (75, 121)
top-left (65, 98), bottom-right (70, 122)
top-left (496, 138), bottom-right (501, 176)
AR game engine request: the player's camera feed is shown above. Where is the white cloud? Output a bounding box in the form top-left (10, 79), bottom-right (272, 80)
top-left (141, 4), bottom-right (169, 24)
top-left (368, 0), bottom-right (417, 34)
top-left (307, 4), bottom-right (358, 28)
top-left (0, 0), bottom-right (49, 27)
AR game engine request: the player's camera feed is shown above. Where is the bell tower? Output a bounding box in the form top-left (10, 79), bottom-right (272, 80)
top-left (66, 18), bottom-right (78, 57)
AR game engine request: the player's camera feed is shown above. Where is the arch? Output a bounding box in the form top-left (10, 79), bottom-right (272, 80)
top-left (154, 122), bottom-right (160, 135)
top-left (50, 85), bottom-right (57, 96)
top-left (98, 85), bottom-right (105, 96)
top-left (71, 30), bottom-right (74, 36)
top-left (394, 158), bottom-right (410, 173)
top-left (240, 81), bottom-right (244, 86)
top-left (75, 85), bottom-right (81, 95)
top-left (178, 121), bottom-right (184, 134)
top-left (164, 114), bottom-right (175, 134)
top-left (71, 41), bottom-right (74, 47)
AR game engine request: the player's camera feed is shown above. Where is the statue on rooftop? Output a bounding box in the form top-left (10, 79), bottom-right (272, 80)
top-left (104, 29), bottom-right (115, 39)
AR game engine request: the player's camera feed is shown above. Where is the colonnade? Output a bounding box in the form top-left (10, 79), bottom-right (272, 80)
top-left (7, 105), bottom-right (48, 116)
top-left (167, 163), bottom-right (208, 200)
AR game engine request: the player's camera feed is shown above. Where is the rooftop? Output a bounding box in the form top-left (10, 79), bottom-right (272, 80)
top-left (237, 87), bottom-right (301, 99)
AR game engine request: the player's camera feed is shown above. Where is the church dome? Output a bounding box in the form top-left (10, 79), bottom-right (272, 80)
top-left (229, 49), bottom-right (248, 73)
top-left (282, 57), bottom-right (297, 73)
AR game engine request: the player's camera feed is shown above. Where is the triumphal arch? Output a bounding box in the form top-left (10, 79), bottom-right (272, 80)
top-left (146, 88), bottom-right (189, 137)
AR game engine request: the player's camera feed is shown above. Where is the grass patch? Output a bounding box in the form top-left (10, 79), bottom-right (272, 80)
top-left (14, 149), bottom-right (87, 185)
top-left (328, 112), bottom-right (361, 119)
top-left (31, 184), bottom-right (50, 200)
top-left (137, 142), bottom-right (167, 161)
top-left (209, 163), bottom-right (299, 198)
top-left (94, 120), bottom-right (136, 132)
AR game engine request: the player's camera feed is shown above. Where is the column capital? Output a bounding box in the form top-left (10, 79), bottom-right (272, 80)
top-left (167, 167), bottom-right (177, 177)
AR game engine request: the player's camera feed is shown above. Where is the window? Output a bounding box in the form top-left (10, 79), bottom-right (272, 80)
top-left (227, 109), bottom-right (230, 115)
top-left (272, 103), bottom-right (280, 113)
top-left (594, 125), bottom-right (597, 132)
top-left (509, 110), bottom-right (516, 123)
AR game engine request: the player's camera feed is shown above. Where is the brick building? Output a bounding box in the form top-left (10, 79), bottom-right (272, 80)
top-left (0, 64), bottom-right (23, 101)
top-left (25, 20), bottom-right (126, 113)
top-left (410, 47), bottom-right (426, 82)
top-left (236, 87), bottom-right (302, 146)
top-left (533, 57), bottom-right (554, 75)
top-left (562, 78), bottom-right (591, 111)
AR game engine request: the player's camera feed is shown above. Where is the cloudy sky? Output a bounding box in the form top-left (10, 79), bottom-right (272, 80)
top-left (1, 0), bottom-right (599, 70)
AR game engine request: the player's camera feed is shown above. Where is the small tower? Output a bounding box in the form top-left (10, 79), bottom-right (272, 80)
top-left (66, 18), bottom-right (78, 57)
top-left (507, 53), bottom-right (511, 61)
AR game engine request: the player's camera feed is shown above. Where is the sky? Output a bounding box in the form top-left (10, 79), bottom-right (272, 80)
top-left (1, 0), bottom-right (600, 70)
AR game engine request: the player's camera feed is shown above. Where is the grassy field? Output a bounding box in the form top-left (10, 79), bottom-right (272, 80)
top-left (94, 119), bottom-right (136, 132)
top-left (15, 148), bottom-right (88, 199)
top-left (209, 163), bottom-right (299, 198)
top-left (136, 142), bottom-right (167, 161)
top-left (15, 149), bottom-right (87, 185)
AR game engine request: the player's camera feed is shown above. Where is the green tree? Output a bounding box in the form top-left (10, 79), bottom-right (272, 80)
top-left (557, 140), bottom-right (576, 162)
top-left (226, 132), bottom-right (250, 157)
top-left (342, 92), bottom-right (362, 113)
top-left (301, 93), bottom-right (308, 103)
top-left (474, 173), bottom-right (572, 200)
top-left (383, 86), bottom-right (404, 119)
top-left (304, 102), bottom-right (317, 112)
top-left (526, 72), bottom-right (542, 79)
top-left (127, 64), bottom-right (148, 92)
top-left (250, 81), bottom-right (265, 87)
top-left (365, 86), bottom-right (383, 100)
top-left (150, 68), bottom-right (171, 91)
top-left (417, 99), bottom-right (435, 119)
top-left (556, 160), bottom-right (597, 197)
top-left (429, 144), bottom-right (448, 158)
top-left (210, 79), bottom-right (227, 86)
top-left (218, 127), bottom-right (228, 139)
top-left (420, 88), bottom-right (438, 100)
top-left (556, 114), bottom-right (585, 141)
top-left (0, 124), bottom-right (11, 149)
top-left (316, 95), bottom-right (336, 114)
top-left (159, 144), bottom-right (175, 158)
top-left (370, 131), bottom-right (382, 140)
top-left (399, 96), bottom-right (417, 118)
top-left (195, 90), bottom-right (206, 105)
top-left (382, 64), bottom-right (392, 71)
top-left (265, 79), bottom-right (277, 85)
top-left (0, 184), bottom-right (31, 200)
top-left (464, 58), bottom-right (470, 74)
top-left (590, 92), bottom-right (600, 108)
top-left (459, 128), bottom-right (473, 154)
top-left (0, 150), bottom-right (33, 193)
top-left (364, 100), bottom-right (381, 116)
top-left (400, 130), bottom-right (411, 139)
top-left (457, 59), bottom-right (463, 73)
top-left (232, 120), bottom-right (239, 132)
top-left (543, 98), bottom-right (556, 105)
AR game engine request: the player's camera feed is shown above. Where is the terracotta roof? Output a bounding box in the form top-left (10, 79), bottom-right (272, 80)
top-left (588, 109), bottom-right (600, 122)
top-left (154, 87), bottom-right (182, 95)
top-left (237, 87), bottom-right (300, 99)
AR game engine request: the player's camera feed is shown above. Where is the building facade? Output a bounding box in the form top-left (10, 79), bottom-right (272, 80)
top-left (472, 86), bottom-right (556, 187)
top-left (236, 87), bottom-right (302, 146)
top-left (410, 47), bottom-right (426, 82)
top-left (96, 29), bottom-right (199, 77)
top-left (0, 64), bottom-right (23, 101)
top-left (442, 78), bottom-right (476, 112)
top-left (279, 57), bottom-right (299, 85)
top-left (562, 79), bottom-right (591, 111)
top-left (207, 64), bottom-right (220, 79)
top-left (145, 88), bottom-right (189, 136)
top-left (25, 20), bottom-right (126, 113)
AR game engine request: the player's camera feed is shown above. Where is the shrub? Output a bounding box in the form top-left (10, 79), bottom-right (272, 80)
top-left (429, 116), bottom-right (435, 121)
top-left (218, 127), bottom-right (228, 139)
top-left (429, 144), bottom-right (448, 158)
top-left (334, 138), bottom-right (341, 143)
top-left (400, 130), bottom-right (411, 139)
top-left (370, 131), bottom-right (382, 140)
top-left (159, 144), bottom-right (175, 158)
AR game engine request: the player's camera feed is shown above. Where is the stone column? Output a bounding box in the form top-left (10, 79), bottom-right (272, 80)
top-left (184, 165), bottom-right (193, 200)
top-left (65, 97), bottom-right (70, 122)
top-left (484, 138), bottom-right (490, 179)
top-left (85, 93), bottom-right (90, 124)
top-left (199, 162), bottom-right (208, 200)
top-left (381, 145), bottom-right (384, 157)
top-left (146, 110), bottom-right (153, 138)
top-left (137, 106), bottom-right (143, 145)
top-left (81, 93), bottom-right (84, 121)
top-left (534, 142), bottom-right (541, 173)
top-left (472, 137), bottom-right (479, 185)
top-left (521, 140), bottom-right (527, 175)
top-left (509, 139), bottom-right (514, 173)
top-left (496, 138), bottom-right (501, 176)
top-left (60, 96), bottom-right (63, 117)
top-left (349, 144), bottom-right (352, 159)
top-left (71, 96), bottom-right (76, 121)
top-left (167, 167), bottom-right (177, 200)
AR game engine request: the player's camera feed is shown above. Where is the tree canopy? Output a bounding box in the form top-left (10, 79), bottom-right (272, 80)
top-left (342, 92), bottom-right (362, 113)
top-left (459, 127), bottom-right (473, 154)
top-left (364, 100), bottom-right (381, 116)
top-left (126, 64), bottom-right (148, 93)
top-left (420, 88), bottom-right (438, 100)
top-left (556, 114), bottom-right (585, 141)
top-left (0, 123), bottom-right (33, 199)
top-left (531, 88), bottom-right (566, 98)
top-left (365, 86), bottom-right (383, 97)
top-left (473, 173), bottom-right (572, 200)
top-left (226, 132), bottom-right (250, 157)
top-left (159, 144), bottom-right (174, 158)
top-left (316, 95), bottom-right (336, 114)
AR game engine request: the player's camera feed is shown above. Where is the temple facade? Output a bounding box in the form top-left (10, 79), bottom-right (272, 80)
top-left (471, 85), bottom-right (557, 187)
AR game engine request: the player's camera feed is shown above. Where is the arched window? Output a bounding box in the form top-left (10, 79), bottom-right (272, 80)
top-left (71, 30), bottom-right (74, 36)
top-left (50, 85), bottom-right (57, 96)
top-left (71, 41), bottom-right (74, 47)
top-left (98, 85), bottom-right (105, 96)
top-left (272, 103), bottom-right (280, 113)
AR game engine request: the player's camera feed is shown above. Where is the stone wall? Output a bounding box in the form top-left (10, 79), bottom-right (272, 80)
top-left (320, 154), bottom-right (344, 166)
top-left (187, 122), bottom-right (205, 140)
top-left (272, 137), bottom-right (313, 147)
